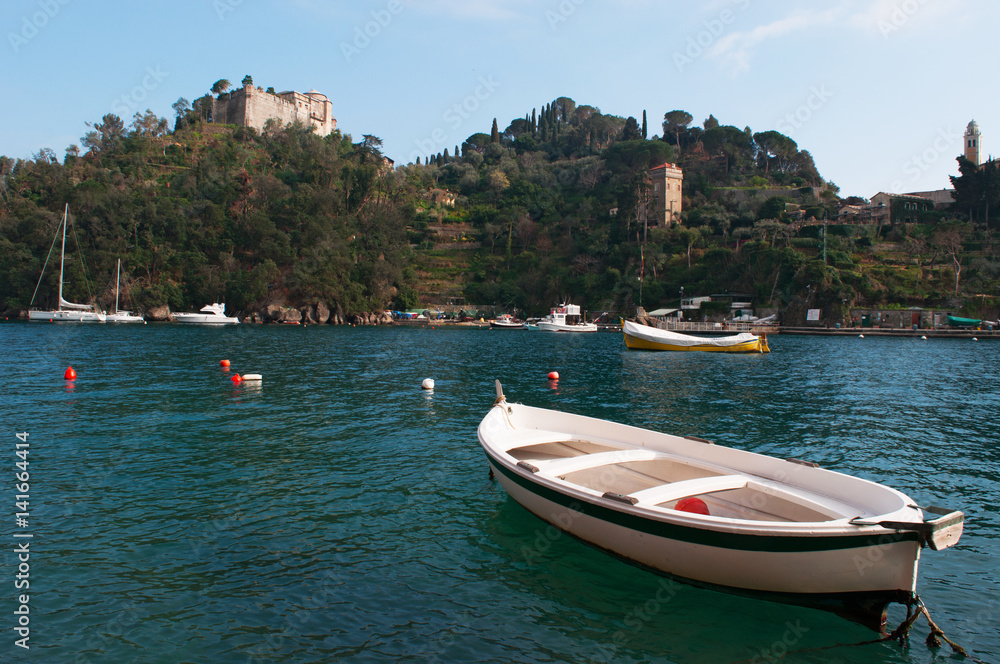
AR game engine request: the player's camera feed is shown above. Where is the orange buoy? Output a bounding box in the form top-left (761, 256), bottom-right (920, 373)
top-left (230, 374), bottom-right (242, 384)
top-left (64, 366), bottom-right (77, 380)
top-left (548, 371), bottom-right (559, 380)
top-left (675, 497), bottom-right (710, 515)
top-left (220, 359), bottom-right (231, 367)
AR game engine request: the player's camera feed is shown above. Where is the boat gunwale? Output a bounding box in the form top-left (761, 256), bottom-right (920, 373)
top-left (478, 402), bottom-right (920, 538)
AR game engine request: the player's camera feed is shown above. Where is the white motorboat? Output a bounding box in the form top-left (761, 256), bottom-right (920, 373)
top-left (105, 259), bottom-right (144, 323)
top-left (623, 320), bottom-right (769, 353)
top-left (536, 304), bottom-right (597, 332)
top-left (477, 382), bottom-right (962, 625)
top-left (172, 303), bottom-right (239, 325)
top-left (28, 205), bottom-right (106, 323)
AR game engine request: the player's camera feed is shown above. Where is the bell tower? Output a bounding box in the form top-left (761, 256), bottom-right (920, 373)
top-left (964, 120), bottom-right (981, 165)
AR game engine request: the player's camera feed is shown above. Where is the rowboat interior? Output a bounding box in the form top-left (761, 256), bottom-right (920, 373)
top-left (504, 437), bottom-right (853, 524)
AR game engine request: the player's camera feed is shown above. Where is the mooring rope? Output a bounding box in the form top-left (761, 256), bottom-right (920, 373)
top-left (727, 596), bottom-right (985, 663)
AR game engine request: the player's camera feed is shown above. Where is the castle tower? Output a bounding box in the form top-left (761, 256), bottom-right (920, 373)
top-left (644, 163), bottom-right (683, 227)
top-left (964, 120), bottom-right (981, 165)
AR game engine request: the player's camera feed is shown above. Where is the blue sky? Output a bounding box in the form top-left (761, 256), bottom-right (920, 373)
top-left (2, 0), bottom-right (996, 199)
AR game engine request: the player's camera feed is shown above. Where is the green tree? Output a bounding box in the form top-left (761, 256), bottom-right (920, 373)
top-left (241, 75), bottom-right (253, 87)
top-left (172, 97), bottom-right (190, 120)
top-left (752, 130), bottom-right (797, 174)
top-left (621, 117), bottom-right (641, 141)
top-left (491, 118), bottom-right (500, 144)
top-left (662, 110), bottom-right (693, 151)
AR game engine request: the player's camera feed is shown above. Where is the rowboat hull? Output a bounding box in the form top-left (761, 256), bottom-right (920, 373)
top-left (477, 384), bottom-right (962, 623)
top-left (623, 320), bottom-right (769, 353)
top-left (487, 452), bottom-right (920, 597)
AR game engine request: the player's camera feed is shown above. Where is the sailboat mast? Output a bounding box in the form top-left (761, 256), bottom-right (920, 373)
top-left (115, 259), bottom-right (121, 314)
top-left (57, 204), bottom-right (68, 312)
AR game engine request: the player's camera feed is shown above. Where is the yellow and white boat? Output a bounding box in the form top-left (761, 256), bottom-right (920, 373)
top-left (623, 320), bottom-right (769, 353)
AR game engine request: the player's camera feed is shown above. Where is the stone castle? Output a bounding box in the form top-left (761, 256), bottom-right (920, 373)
top-left (212, 84), bottom-right (337, 137)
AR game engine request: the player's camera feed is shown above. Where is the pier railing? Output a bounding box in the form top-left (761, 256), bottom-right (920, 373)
top-left (654, 320), bottom-right (756, 333)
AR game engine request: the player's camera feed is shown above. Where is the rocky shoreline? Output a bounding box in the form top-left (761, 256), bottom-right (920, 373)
top-left (5, 301), bottom-right (395, 325)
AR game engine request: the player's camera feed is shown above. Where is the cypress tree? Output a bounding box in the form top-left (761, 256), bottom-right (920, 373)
top-left (491, 118), bottom-right (500, 143)
top-left (443, 148), bottom-right (449, 163)
top-left (531, 108), bottom-right (537, 133)
top-left (642, 110), bottom-right (648, 139)
top-left (416, 156), bottom-right (421, 165)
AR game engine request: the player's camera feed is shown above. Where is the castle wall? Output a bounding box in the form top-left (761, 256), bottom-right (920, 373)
top-left (213, 85), bottom-right (336, 137)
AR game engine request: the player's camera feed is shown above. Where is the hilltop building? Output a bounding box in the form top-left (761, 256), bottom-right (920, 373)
top-left (211, 84), bottom-right (337, 137)
top-left (965, 120), bottom-right (981, 165)
top-left (641, 163), bottom-right (683, 227)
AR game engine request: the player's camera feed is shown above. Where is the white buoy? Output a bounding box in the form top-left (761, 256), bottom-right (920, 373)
top-left (921, 336), bottom-right (927, 340)
top-left (973, 337), bottom-right (978, 342)
top-left (421, 378), bottom-right (435, 390)
top-left (242, 373), bottom-right (263, 381)
top-left (858, 334), bottom-right (864, 338)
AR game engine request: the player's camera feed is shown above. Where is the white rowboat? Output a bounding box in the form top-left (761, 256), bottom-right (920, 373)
top-left (477, 382), bottom-right (962, 625)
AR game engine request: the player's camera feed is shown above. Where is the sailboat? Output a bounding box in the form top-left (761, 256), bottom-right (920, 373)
top-left (105, 259), bottom-right (144, 323)
top-left (28, 205), bottom-right (106, 323)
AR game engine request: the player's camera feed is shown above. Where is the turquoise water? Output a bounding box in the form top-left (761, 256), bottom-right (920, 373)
top-left (1, 324), bottom-right (997, 663)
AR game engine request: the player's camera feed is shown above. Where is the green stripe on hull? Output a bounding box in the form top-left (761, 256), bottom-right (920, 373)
top-left (485, 450), bottom-right (919, 553)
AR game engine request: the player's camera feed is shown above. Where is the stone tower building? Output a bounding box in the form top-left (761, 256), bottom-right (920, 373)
top-left (964, 120), bottom-right (981, 165)
top-left (642, 163), bottom-right (684, 227)
top-left (212, 84), bottom-right (337, 137)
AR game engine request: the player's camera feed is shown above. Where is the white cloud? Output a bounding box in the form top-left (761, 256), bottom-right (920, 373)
top-left (707, 8), bottom-right (842, 74)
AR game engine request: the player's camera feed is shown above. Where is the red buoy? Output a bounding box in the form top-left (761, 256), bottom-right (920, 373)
top-left (64, 366), bottom-right (77, 380)
top-left (548, 371), bottom-right (559, 380)
top-left (220, 359), bottom-right (231, 367)
top-left (230, 374), bottom-right (242, 384)
top-left (675, 497), bottom-right (710, 515)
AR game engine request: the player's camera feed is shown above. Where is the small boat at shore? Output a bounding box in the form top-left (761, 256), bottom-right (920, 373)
top-left (490, 314), bottom-right (524, 329)
top-left (477, 382), bottom-right (962, 627)
top-left (947, 315), bottom-right (996, 328)
top-left (623, 320), bottom-right (769, 353)
top-left (173, 303), bottom-right (239, 325)
top-left (536, 303), bottom-right (597, 332)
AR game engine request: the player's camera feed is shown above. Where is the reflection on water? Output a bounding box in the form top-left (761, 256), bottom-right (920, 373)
top-left (1, 324), bottom-right (996, 663)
